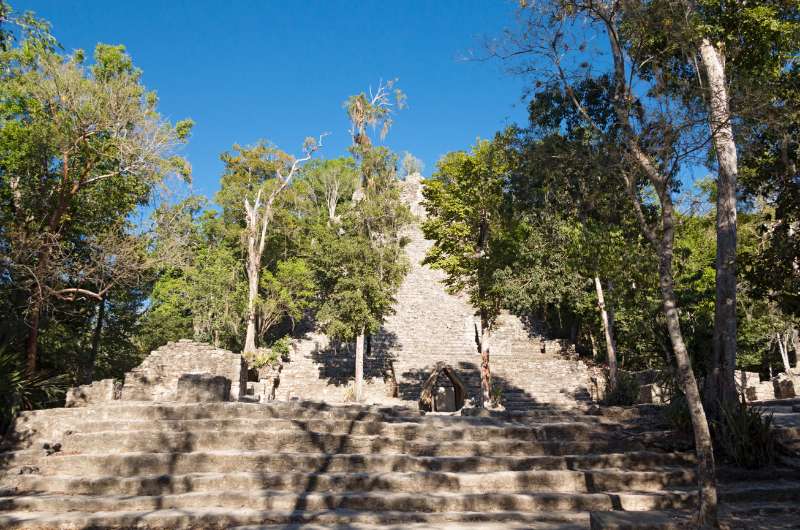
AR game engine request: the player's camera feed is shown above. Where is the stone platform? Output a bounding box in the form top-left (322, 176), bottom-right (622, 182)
top-left (2, 399), bottom-right (799, 529)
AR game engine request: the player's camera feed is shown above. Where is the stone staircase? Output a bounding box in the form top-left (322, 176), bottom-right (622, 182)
top-left (0, 399), bottom-right (705, 529)
top-left (4, 399), bottom-right (800, 528)
top-left (275, 174), bottom-right (601, 409)
top-left (753, 397), bottom-right (800, 455)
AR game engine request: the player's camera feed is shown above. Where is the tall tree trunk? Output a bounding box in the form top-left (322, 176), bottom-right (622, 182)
top-left (243, 218), bottom-right (261, 354)
top-left (698, 37), bottom-right (739, 418)
top-left (355, 328), bottom-right (365, 402)
top-left (25, 301), bottom-right (41, 373)
top-left (657, 197), bottom-right (718, 528)
top-left (660, 267), bottom-right (718, 528)
top-left (589, 331), bottom-right (598, 360)
top-left (84, 295), bottom-right (106, 384)
top-left (555, 9), bottom-right (719, 523)
top-left (244, 271), bottom-right (258, 354)
top-left (25, 252), bottom-right (52, 373)
top-left (479, 310), bottom-right (493, 408)
top-left (594, 276), bottom-right (618, 391)
top-left (777, 332), bottom-right (796, 382)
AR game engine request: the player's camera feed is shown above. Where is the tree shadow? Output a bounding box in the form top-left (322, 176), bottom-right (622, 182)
top-left (306, 330), bottom-right (399, 387)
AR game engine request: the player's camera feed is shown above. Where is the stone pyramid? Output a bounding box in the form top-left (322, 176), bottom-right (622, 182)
top-left (277, 174), bottom-right (600, 409)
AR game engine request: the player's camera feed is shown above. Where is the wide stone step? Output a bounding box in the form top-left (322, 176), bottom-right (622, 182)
top-left (0, 507), bottom-right (592, 530)
top-left (235, 523), bottom-right (585, 530)
top-left (718, 480), bottom-right (800, 504)
top-left (0, 489), bottom-right (696, 514)
top-left (11, 402), bottom-right (608, 439)
top-left (751, 397), bottom-right (800, 408)
top-left (34, 429), bottom-right (641, 456)
top-left (13, 401), bottom-right (422, 425)
top-left (2, 450), bottom-right (696, 477)
top-left (10, 417), bottom-right (610, 446)
top-left (5, 468), bottom-right (695, 497)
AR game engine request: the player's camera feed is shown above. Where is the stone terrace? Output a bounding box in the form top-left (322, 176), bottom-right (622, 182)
top-left (3, 399), bottom-right (800, 529)
top-left (0, 399), bottom-right (697, 529)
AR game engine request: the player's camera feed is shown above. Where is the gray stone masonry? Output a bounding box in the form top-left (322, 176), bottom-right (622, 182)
top-left (65, 379), bottom-right (121, 408)
top-left (3, 399), bottom-right (800, 528)
top-left (276, 174), bottom-right (602, 408)
top-left (175, 373), bottom-right (231, 402)
top-left (121, 339), bottom-right (247, 401)
top-left (773, 373), bottom-right (797, 399)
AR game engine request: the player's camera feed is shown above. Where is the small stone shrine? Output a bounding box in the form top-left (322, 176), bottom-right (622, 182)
top-left (418, 362), bottom-right (467, 412)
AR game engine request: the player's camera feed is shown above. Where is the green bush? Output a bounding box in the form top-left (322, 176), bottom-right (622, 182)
top-left (603, 370), bottom-right (640, 406)
top-left (0, 349), bottom-right (67, 434)
top-left (713, 400), bottom-right (778, 468)
top-left (271, 336), bottom-right (292, 362)
top-left (663, 392), bottom-right (693, 434)
top-left (248, 336), bottom-right (292, 370)
top-left (250, 350), bottom-right (279, 369)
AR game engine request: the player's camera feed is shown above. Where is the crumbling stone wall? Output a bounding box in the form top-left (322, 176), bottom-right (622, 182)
top-left (276, 332), bottom-right (393, 402)
top-left (65, 379), bottom-right (122, 407)
top-left (121, 339), bottom-right (247, 401)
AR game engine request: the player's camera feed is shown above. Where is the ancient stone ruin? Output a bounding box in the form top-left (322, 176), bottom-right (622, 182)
top-left (65, 339), bottom-right (248, 407)
top-left (64, 379), bottom-right (121, 408)
top-left (121, 339), bottom-right (246, 402)
top-left (277, 174), bottom-right (602, 410)
top-left (175, 373), bottom-right (231, 402)
top-left (4, 174), bottom-right (800, 529)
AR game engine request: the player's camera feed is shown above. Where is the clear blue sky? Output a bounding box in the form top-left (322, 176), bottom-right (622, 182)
top-left (16, 0), bottom-right (530, 200)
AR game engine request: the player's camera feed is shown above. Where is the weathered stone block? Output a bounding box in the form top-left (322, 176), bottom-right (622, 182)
top-left (175, 373), bottom-right (230, 402)
top-left (637, 383), bottom-right (668, 405)
top-left (65, 379), bottom-right (121, 408)
top-left (773, 374), bottom-right (797, 399)
top-left (245, 379), bottom-right (277, 403)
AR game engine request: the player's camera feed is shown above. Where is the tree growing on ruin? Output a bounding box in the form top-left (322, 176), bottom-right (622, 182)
top-left (299, 158), bottom-right (359, 224)
top-left (217, 138), bottom-right (322, 355)
top-left (422, 137), bottom-right (515, 407)
top-left (345, 79), bottom-right (406, 148)
top-left (400, 151), bottom-right (425, 179)
top-left (317, 81), bottom-right (410, 401)
top-left (312, 146), bottom-right (411, 402)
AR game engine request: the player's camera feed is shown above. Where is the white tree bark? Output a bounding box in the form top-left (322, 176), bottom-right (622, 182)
top-left (595, 276), bottom-right (618, 391)
top-left (242, 138), bottom-right (323, 353)
top-left (355, 329), bottom-right (365, 402)
top-left (792, 329), bottom-right (800, 370)
top-left (777, 332), bottom-right (797, 383)
top-left (698, 37), bottom-right (739, 417)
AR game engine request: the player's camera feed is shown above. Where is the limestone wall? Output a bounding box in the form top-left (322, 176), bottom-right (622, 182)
top-left (65, 379), bottom-right (122, 407)
top-left (121, 340), bottom-right (247, 401)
